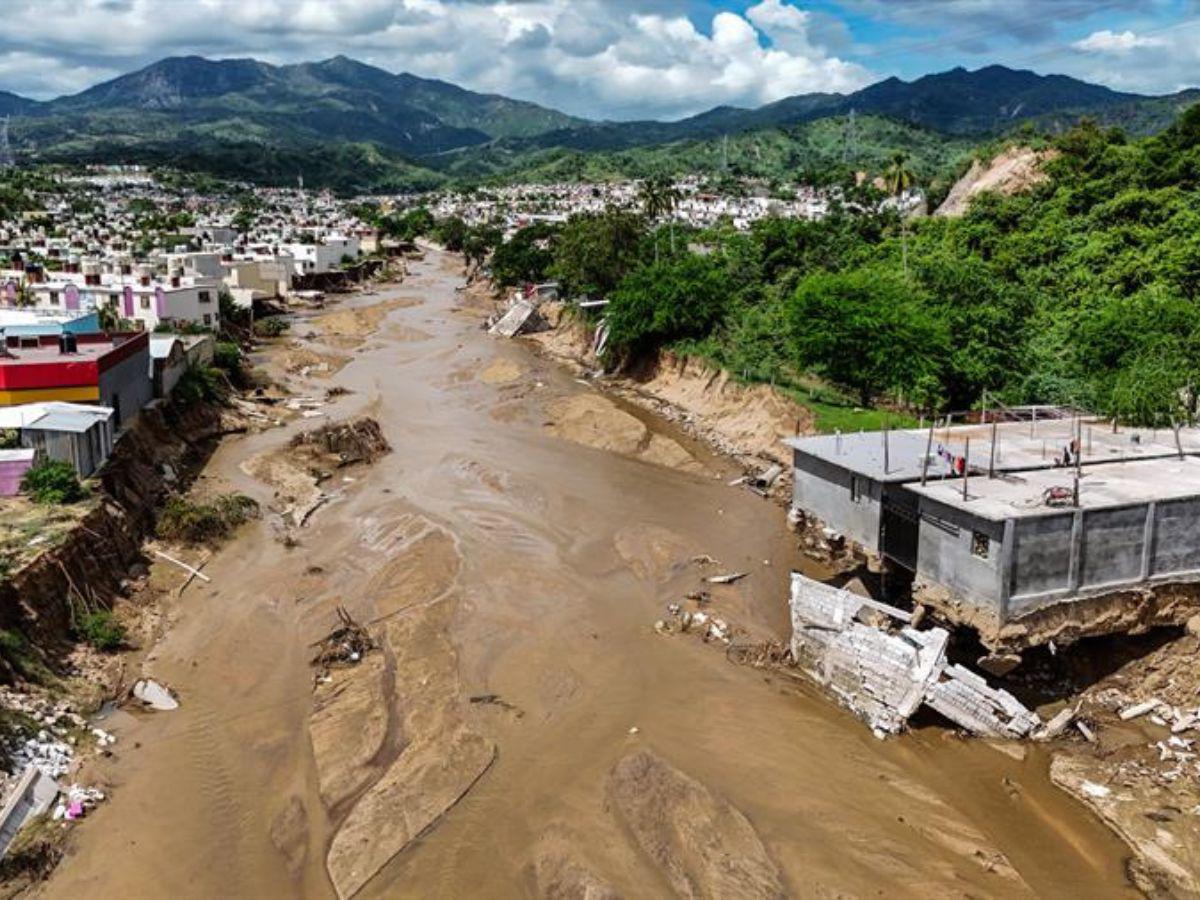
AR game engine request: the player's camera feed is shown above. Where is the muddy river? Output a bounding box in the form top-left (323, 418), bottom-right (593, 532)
top-left (40, 250), bottom-right (1138, 899)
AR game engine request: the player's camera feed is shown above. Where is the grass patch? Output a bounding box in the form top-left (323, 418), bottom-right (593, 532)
top-left (800, 394), bottom-right (919, 434)
top-left (156, 493), bottom-right (259, 546)
top-left (75, 610), bottom-right (125, 652)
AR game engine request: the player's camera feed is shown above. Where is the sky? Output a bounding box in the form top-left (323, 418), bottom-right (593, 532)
top-left (1, 0), bottom-right (1198, 120)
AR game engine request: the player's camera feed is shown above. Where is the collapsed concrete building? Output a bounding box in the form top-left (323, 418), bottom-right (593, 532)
top-left (786, 409), bottom-right (1200, 651)
top-left (788, 572), bottom-right (1041, 738)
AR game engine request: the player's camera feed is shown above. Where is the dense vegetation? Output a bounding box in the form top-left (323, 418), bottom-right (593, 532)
top-left (14, 55), bottom-right (1197, 193)
top-left (450, 105), bottom-right (1200, 428)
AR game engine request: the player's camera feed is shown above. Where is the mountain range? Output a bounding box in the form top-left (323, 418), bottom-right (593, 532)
top-left (2, 56), bottom-right (1198, 191)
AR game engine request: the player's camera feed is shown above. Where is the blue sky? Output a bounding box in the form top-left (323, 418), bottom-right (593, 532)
top-left (0, 1), bottom-right (1197, 119)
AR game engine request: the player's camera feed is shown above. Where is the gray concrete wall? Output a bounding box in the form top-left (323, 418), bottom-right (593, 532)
top-left (99, 347), bottom-right (153, 428)
top-left (1152, 498), bottom-right (1200, 576)
top-left (1080, 505), bottom-right (1146, 588)
top-left (792, 450), bottom-right (882, 550)
top-left (1007, 514), bottom-right (1074, 612)
top-left (913, 496), bottom-right (1005, 615)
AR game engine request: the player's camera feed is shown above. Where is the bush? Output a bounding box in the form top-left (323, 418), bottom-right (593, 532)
top-left (213, 341), bottom-right (241, 373)
top-left (253, 316), bottom-right (289, 338)
top-left (76, 610), bottom-right (125, 652)
top-left (173, 365), bottom-right (226, 406)
top-left (157, 493), bottom-right (260, 545)
top-left (21, 459), bottom-right (86, 505)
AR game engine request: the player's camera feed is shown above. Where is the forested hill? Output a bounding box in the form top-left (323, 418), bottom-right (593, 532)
top-left (437, 105), bottom-right (1200, 429)
top-left (3, 57), bottom-right (1198, 191)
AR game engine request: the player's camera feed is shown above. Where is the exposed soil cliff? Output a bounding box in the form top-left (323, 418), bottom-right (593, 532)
top-left (528, 306), bottom-right (812, 475)
top-left (935, 146), bottom-right (1058, 218)
top-left (0, 401), bottom-right (237, 673)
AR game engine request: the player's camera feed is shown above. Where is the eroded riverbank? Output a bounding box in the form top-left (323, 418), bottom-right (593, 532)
top-left (38, 250), bottom-right (1140, 899)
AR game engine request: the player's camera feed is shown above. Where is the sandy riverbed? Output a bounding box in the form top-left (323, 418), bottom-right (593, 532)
top-left (38, 250), bottom-right (1140, 899)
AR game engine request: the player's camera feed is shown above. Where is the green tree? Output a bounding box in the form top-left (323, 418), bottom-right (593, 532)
top-left (788, 267), bottom-right (949, 406)
top-left (490, 223), bottom-right (558, 287)
top-left (433, 216), bottom-right (469, 252)
top-left (638, 175), bottom-right (682, 259)
top-left (605, 254), bottom-right (729, 359)
top-left (549, 209), bottom-right (646, 298)
top-left (22, 459), bottom-right (86, 505)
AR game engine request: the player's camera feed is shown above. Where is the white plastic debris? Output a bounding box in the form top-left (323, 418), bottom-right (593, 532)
top-left (132, 678), bottom-right (179, 712)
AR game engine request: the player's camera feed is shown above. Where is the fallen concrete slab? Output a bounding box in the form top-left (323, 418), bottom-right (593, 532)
top-left (788, 572), bottom-right (1041, 739)
top-left (490, 300), bottom-right (536, 337)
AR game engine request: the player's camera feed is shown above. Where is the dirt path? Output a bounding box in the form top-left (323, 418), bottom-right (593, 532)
top-left (40, 251), bottom-right (1139, 899)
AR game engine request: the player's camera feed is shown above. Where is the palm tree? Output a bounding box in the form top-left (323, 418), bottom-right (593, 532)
top-left (638, 175), bottom-right (682, 261)
top-left (885, 152), bottom-right (916, 277)
top-left (97, 299), bottom-right (122, 332)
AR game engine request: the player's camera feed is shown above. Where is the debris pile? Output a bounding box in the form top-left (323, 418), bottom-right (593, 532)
top-left (52, 784), bottom-right (105, 822)
top-left (290, 417), bottom-right (390, 467)
top-left (787, 572), bottom-right (1040, 739)
top-left (656, 605), bottom-right (733, 643)
top-left (310, 606), bottom-right (375, 674)
top-left (0, 690), bottom-right (106, 781)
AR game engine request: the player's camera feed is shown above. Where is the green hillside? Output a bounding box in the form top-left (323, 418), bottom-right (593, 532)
top-left (435, 116), bottom-right (975, 190)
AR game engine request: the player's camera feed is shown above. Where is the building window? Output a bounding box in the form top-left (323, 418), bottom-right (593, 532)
top-left (971, 531), bottom-right (990, 559)
top-left (49, 291), bottom-right (59, 304)
top-left (199, 291), bottom-right (211, 303)
top-left (140, 296), bottom-right (150, 310)
top-left (203, 313), bottom-right (212, 325)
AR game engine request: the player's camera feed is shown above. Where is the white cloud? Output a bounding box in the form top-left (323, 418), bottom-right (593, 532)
top-left (1063, 21), bottom-right (1200, 94)
top-left (0, 0), bottom-right (873, 120)
top-left (1072, 29), bottom-right (1167, 54)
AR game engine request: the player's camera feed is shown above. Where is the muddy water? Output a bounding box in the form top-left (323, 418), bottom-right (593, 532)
top-left (43, 251), bottom-right (1138, 899)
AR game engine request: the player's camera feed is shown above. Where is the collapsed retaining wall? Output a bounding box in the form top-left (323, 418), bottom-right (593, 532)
top-left (0, 401), bottom-right (235, 670)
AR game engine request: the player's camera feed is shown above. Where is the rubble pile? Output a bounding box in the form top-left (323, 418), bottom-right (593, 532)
top-left (787, 572), bottom-right (1041, 739)
top-left (0, 690), bottom-right (98, 782)
top-left (290, 416), bottom-right (390, 467)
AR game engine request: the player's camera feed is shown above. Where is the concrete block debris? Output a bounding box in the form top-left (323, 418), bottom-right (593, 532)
top-left (925, 665), bottom-right (1040, 739)
top-left (787, 572), bottom-right (1041, 739)
top-left (489, 299), bottom-right (536, 338)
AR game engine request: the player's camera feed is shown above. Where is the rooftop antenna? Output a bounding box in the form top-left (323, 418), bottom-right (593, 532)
top-left (0, 117), bottom-right (14, 169)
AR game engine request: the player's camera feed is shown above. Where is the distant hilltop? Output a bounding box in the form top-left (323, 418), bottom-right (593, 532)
top-left (1, 56), bottom-right (1197, 192)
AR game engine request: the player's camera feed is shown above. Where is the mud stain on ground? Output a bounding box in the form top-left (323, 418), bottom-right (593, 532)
top-left (544, 393), bottom-right (703, 474)
top-left (607, 749), bottom-right (787, 899)
top-left (314, 299), bottom-right (415, 350)
top-left (480, 358), bottom-right (524, 385)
